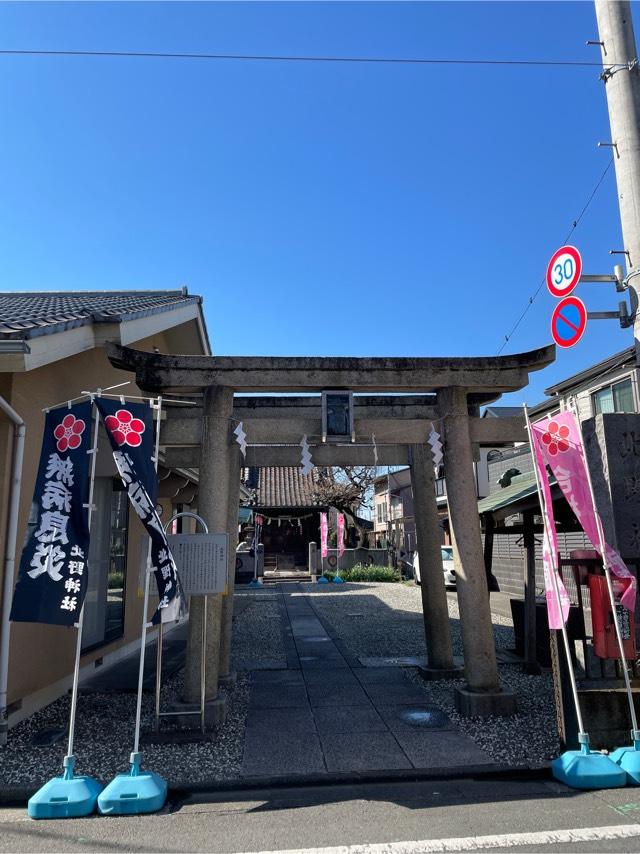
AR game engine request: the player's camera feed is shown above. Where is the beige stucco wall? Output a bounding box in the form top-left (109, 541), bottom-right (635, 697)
top-left (0, 324), bottom-right (201, 716)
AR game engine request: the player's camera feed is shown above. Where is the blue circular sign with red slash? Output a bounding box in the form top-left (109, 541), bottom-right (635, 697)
top-left (551, 295), bottom-right (587, 348)
top-left (546, 245), bottom-right (582, 298)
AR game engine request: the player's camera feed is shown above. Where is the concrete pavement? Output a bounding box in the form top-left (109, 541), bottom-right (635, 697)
top-left (4, 777), bottom-right (640, 852)
top-left (241, 584), bottom-right (495, 779)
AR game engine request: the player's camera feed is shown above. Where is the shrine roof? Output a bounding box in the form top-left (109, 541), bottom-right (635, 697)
top-left (243, 466), bottom-right (321, 508)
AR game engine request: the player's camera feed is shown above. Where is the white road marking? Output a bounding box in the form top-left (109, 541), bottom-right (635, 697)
top-left (249, 823), bottom-right (640, 853)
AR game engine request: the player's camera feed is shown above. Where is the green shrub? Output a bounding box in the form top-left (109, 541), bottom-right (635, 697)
top-left (322, 564), bottom-right (400, 583)
top-left (108, 571), bottom-right (125, 590)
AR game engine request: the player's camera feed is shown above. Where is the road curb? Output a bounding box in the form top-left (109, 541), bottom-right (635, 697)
top-left (0, 763), bottom-right (552, 807)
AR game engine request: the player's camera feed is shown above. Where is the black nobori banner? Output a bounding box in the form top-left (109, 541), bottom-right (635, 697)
top-left (10, 403), bottom-right (93, 626)
top-left (95, 398), bottom-right (186, 624)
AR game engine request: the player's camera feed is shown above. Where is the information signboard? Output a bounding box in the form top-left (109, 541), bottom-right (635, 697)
top-left (166, 533), bottom-right (228, 596)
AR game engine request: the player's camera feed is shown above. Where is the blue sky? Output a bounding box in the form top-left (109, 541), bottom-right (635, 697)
top-left (0, 1), bottom-right (636, 406)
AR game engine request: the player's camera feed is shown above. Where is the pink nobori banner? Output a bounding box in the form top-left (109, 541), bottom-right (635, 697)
top-left (530, 420), bottom-right (571, 629)
top-left (320, 512), bottom-right (328, 558)
top-left (337, 513), bottom-right (345, 558)
top-left (532, 410), bottom-right (636, 612)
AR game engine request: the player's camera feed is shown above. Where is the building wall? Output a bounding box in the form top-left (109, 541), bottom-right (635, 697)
top-left (0, 326), bottom-right (195, 721)
top-left (556, 363), bottom-right (640, 421)
top-left (373, 469), bottom-right (417, 552)
top-left (489, 529), bottom-right (590, 599)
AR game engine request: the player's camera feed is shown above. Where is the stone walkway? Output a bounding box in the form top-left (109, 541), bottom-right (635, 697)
top-left (241, 583), bottom-right (496, 778)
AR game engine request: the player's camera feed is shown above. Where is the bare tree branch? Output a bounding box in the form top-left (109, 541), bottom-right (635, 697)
top-left (312, 466), bottom-right (376, 546)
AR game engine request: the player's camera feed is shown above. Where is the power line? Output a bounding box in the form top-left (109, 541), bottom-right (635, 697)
top-left (497, 157), bottom-right (615, 355)
top-left (0, 48), bottom-right (614, 68)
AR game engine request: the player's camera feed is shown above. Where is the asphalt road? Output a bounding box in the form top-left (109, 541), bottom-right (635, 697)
top-left (4, 776), bottom-right (640, 853)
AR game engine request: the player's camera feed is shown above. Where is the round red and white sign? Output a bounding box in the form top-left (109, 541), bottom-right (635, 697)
top-left (546, 245), bottom-right (582, 298)
top-left (551, 295), bottom-right (587, 349)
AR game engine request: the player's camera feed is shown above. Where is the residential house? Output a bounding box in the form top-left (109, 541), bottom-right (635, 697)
top-left (0, 290), bottom-right (210, 728)
top-left (373, 468), bottom-right (415, 553)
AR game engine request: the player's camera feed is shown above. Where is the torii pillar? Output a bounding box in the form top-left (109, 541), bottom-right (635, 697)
top-left (441, 387), bottom-right (517, 715)
top-left (183, 385), bottom-right (232, 724)
top-left (409, 443), bottom-right (458, 677)
top-left (219, 443), bottom-right (242, 683)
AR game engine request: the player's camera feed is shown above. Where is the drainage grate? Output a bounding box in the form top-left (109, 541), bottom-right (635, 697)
top-left (398, 708), bottom-right (451, 729)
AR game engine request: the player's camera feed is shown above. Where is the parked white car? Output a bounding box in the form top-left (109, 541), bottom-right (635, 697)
top-left (413, 546), bottom-right (456, 588)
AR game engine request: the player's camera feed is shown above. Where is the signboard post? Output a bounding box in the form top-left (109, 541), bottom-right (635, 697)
top-left (155, 513), bottom-right (227, 734)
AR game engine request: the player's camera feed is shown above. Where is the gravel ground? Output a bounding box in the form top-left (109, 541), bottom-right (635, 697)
top-left (231, 592), bottom-right (286, 670)
top-left (308, 581), bottom-right (514, 658)
top-left (1, 650), bottom-right (253, 790)
top-left (309, 581), bottom-right (560, 768)
top-left (1, 591), bottom-right (284, 791)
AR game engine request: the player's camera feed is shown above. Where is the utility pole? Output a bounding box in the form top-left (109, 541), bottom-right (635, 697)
top-left (595, 1), bottom-right (640, 359)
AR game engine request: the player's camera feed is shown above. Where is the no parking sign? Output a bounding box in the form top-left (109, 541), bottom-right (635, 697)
top-left (551, 296), bottom-right (587, 349)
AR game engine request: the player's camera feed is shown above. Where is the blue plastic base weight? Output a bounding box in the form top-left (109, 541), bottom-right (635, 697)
top-left (610, 744), bottom-right (640, 785)
top-left (332, 576), bottom-right (344, 584)
top-left (97, 753), bottom-right (167, 816)
top-left (552, 748), bottom-right (627, 790)
top-left (317, 576), bottom-right (329, 584)
top-left (28, 756), bottom-right (103, 819)
top-left (248, 579), bottom-right (262, 588)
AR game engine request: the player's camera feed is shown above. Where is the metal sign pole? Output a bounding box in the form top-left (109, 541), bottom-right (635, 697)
top-left (64, 396), bottom-right (100, 771)
top-left (132, 395), bottom-right (163, 756)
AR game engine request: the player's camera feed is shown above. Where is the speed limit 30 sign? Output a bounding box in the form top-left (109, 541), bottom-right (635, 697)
top-left (546, 245), bottom-right (582, 298)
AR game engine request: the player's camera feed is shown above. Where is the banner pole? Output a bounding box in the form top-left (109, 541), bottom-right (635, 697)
top-left (524, 404), bottom-right (587, 738)
top-left (253, 520), bottom-right (258, 583)
top-left (571, 406), bottom-right (640, 738)
top-left (64, 395), bottom-right (101, 768)
top-left (132, 395), bottom-right (163, 757)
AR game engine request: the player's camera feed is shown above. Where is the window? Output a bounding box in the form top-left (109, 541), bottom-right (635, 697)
top-left (592, 377), bottom-right (635, 415)
top-left (82, 478), bottom-right (128, 651)
top-left (377, 501), bottom-right (387, 523)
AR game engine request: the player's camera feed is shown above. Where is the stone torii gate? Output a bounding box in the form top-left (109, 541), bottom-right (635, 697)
top-left (109, 343), bottom-right (554, 720)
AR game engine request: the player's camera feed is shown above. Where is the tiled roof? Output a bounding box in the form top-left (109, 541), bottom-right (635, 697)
top-left (243, 466), bottom-right (321, 508)
top-left (0, 290), bottom-right (202, 339)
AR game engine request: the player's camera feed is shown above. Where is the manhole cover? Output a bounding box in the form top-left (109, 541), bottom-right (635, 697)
top-left (399, 708), bottom-right (450, 729)
top-left (31, 727), bottom-right (66, 746)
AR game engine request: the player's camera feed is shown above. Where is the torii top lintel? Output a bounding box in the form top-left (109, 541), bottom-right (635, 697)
top-left (107, 343), bottom-right (555, 395)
